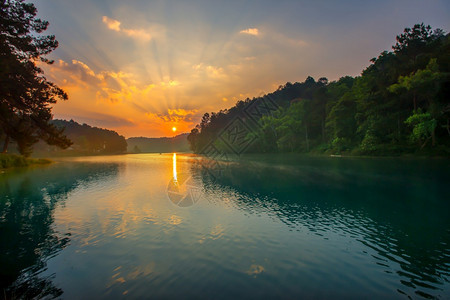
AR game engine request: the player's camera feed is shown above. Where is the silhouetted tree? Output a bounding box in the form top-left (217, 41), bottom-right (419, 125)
top-left (0, 0), bottom-right (71, 156)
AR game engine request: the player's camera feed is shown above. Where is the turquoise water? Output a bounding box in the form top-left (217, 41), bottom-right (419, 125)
top-left (0, 154), bottom-right (449, 299)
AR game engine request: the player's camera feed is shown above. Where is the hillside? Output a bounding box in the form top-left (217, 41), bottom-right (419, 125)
top-left (33, 119), bottom-right (127, 156)
top-left (188, 24), bottom-right (450, 157)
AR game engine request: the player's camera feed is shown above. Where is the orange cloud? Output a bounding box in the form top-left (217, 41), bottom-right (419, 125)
top-left (102, 16), bottom-right (121, 32)
top-left (167, 108), bottom-right (197, 117)
top-left (145, 108), bottom-right (198, 124)
top-left (44, 20), bottom-right (315, 138)
top-left (192, 63), bottom-right (226, 79)
top-left (102, 16), bottom-right (153, 41)
top-left (45, 59), bottom-right (204, 137)
top-left (240, 28), bottom-right (259, 36)
top-left (49, 59), bottom-right (133, 102)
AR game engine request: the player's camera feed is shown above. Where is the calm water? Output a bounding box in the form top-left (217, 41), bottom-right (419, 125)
top-left (1, 154), bottom-right (449, 299)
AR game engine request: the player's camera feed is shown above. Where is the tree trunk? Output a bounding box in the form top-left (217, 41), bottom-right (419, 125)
top-left (2, 135), bottom-right (9, 153)
top-left (421, 137), bottom-right (431, 149)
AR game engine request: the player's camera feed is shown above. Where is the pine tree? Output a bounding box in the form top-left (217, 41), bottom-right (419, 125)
top-left (0, 0), bottom-right (71, 156)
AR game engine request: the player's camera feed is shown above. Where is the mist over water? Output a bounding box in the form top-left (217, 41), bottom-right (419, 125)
top-left (1, 154), bottom-right (449, 299)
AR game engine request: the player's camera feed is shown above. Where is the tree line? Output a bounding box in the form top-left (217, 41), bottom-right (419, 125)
top-left (188, 24), bottom-right (450, 156)
top-left (33, 119), bottom-right (127, 155)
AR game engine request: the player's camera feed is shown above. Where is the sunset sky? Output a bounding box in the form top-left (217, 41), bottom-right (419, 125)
top-left (34, 0), bottom-right (450, 138)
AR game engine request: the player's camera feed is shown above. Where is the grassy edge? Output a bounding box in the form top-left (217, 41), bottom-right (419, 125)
top-left (0, 153), bottom-right (52, 169)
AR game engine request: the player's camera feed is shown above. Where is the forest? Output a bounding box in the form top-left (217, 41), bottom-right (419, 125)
top-left (187, 24), bottom-right (450, 156)
top-left (33, 119), bottom-right (127, 156)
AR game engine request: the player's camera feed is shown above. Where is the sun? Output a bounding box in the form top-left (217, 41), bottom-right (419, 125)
top-left (172, 126), bottom-right (177, 132)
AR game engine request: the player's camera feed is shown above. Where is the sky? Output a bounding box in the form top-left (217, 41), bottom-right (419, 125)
top-left (33, 0), bottom-right (450, 138)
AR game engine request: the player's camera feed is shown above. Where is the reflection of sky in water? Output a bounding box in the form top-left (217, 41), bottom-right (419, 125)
top-left (1, 154), bottom-right (449, 299)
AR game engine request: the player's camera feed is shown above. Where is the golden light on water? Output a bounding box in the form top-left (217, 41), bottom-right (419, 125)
top-left (172, 153), bottom-right (177, 183)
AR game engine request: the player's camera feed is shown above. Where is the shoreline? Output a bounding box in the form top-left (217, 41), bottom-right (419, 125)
top-left (2, 151), bottom-right (448, 171)
top-left (0, 153), bottom-right (52, 170)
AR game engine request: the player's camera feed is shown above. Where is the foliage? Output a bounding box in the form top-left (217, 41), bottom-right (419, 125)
top-left (0, 0), bottom-right (71, 156)
top-left (0, 153), bottom-right (51, 168)
top-left (404, 110), bottom-right (437, 148)
top-left (389, 58), bottom-right (445, 111)
top-left (360, 129), bottom-right (379, 153)
top-left (33, 119), bottom-right (127, 155)
top-left (187, 24), bottom-right (450, 156)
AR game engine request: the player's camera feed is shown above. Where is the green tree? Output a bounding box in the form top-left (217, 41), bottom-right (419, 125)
top-left (404, 110), bottom-right (437, 148)
top-left (326, 92), bottom-right (357, 152)
top-left (393, 23), bottom-right (444, 67)
top-left (389, 58), bottom-right (444, 111)
top-left (0, 0), bottom-right (71, 156)
top-left (263, 101), bottom-right (311, 152)
top-left (187, 24), bottom-right (449, 156)
top-left (187, 126), bottom-right (200, 152)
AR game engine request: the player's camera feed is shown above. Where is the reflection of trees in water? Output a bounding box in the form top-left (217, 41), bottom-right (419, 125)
top-left (0, 163), bottom-right (119, 299)
top-left (192, 158), bottom-right (450, 299)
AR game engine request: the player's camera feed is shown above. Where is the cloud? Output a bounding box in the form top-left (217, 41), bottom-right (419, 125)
top-left (102, 16), bottom-right (121, 32)
top-left (192, 63), bottom-right (226, 79)
top-left (102, 16), bottom-right (153, 41)
top-left (49, 59), bottom-right (131, 100)
top-left (49, 59), bottom-right (185, 108)
top-left (239, 28), bottom-right (259, 36)
top-left (45, 22), bottom-right (311, 138)
top-left (168, 108), bottom-right (198, 120)
top-left (121, 28), bottom-right (152, 41)
top-left (46, 59), bottom-right (203, 136)
top-left (146, 108), bottom-right (199, 123)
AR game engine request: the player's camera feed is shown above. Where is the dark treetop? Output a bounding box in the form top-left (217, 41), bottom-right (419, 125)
top-left (0, 0), bottom-right (71, 156)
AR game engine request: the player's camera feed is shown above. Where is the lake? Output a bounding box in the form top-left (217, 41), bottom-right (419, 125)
top-left (1, 154), bottom-right (449, 299)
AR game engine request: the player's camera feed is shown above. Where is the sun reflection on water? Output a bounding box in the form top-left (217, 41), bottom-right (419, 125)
top-left (173, 153), bottom-right (178, 183)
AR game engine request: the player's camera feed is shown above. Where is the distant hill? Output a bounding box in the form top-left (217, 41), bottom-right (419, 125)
top-left (33, 119), bottom-right (127, 156)
top-left (31, 119), bottom-right (190, 156)
top-left (127, 134), bottom-right (190, 153)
